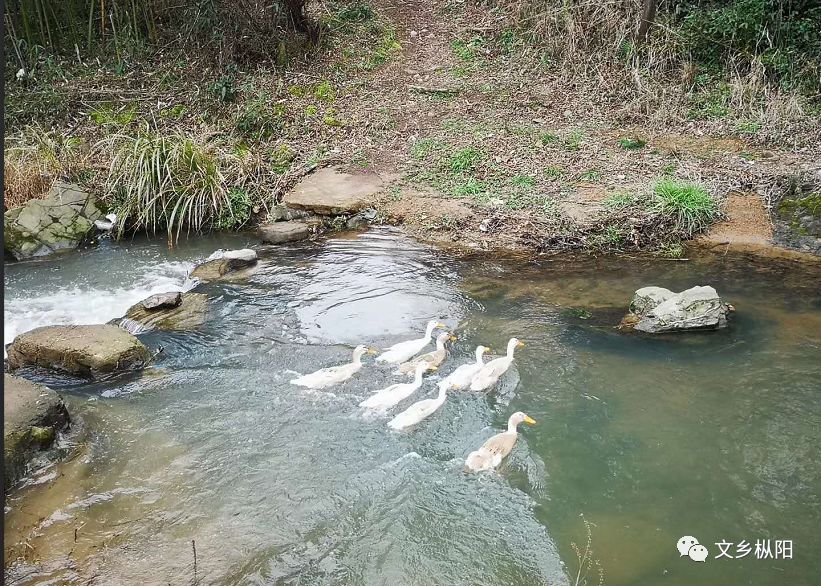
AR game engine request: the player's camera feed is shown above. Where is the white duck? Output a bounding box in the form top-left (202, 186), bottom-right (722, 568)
top-left (388, 380), bottom-right (454, 431)
top-left (464, 411), bottom-right (536, 472)
top-left (469, 338), bottom-right (524, 391)
top-left (360, 362), bottom-right (429, 413)
top-left (290, 345), bottom-right (376, 389)
top-left (442, 345), bottom-right (490, 389)
top-left (395, 332), bottom-right (456, 376)
top-left (375, 320), bottom-right (445, 364)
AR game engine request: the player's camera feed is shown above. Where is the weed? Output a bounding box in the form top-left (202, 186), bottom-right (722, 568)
top-left (337, 3), bottom-right (374, 23)
top-left (386, 186), bottom-right (402, 201)
top-left (411, 138), bottom-right (444, 159)
top-left (271, 144), bottom-right (296, 174)
top-left (579, 170), bottom-right (601, 182)
top-left (565, 130), bottom-right (584, 151)
top-left (544, 165), bottom-right (564, 178)
top-left (652, 178), bottom-right (718, 236)
top-left (662, 163), bottom-right (677, 177)
top-left (570, 515), bottom-right (605, 586)
top-left (323, 109), bottom-right (343, 127)
top-left (160, 104), bottom-right (187, 120)
top-left (216, 187), bottom-right (252, 230)
top-left (452, 177), bottom-right (487, 198)
top-left (305, 105), bottom-right (318, 117)
top-left (539, 132), bottom-right (559, 145)
top-left (602, 190), bottom-right (636, 209)
top-left (735, 119), bottom-right (762, 134)
top-left (90, 103), bottom-right (137, 128)
top-left (511, 174), bottom-right (536, 188)
top-left (235, 95), bottom-right (285, 140)
top-left (656, 242), bottom-right (686, 258)
top-left (452, 37), bottom-right (483, 62)
top-left (617, 137), bottom-right (646, 150)
top-left (363, 26), bottom-right (401, 70)
top-left (4, 125), bottom-right (87, 208)
top-left (314, 80), bottom-right (335, 102)
top-left (209, 66), bottom-right (238, 102)
top-left (448, 147), bottom-right (483, 173)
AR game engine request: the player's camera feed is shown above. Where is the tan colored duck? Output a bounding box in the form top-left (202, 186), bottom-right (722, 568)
top-left (464, 411), bottom-right (536, 472)
top-left (395, 332), bottom-right (456, 376)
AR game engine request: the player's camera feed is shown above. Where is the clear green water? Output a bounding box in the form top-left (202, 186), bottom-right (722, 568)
top-left (4, 228), bottom-right (820, 585)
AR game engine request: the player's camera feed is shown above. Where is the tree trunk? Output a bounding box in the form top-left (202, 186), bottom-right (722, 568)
top-left (637, 0), bottom-right (657, 44)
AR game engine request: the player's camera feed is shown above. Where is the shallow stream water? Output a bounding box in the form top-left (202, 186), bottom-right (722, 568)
top-left (4, 228), bottom-right (820, 585)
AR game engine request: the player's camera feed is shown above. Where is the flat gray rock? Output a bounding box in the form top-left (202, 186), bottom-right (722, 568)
top-left (283, 167), bottom-right (386, 215)
top-left (257, 221), bottom-right (311, 244)
top-left (6, 324), bottom-right (152, 377)
top-left (141, 291), bottom-right (182, 310)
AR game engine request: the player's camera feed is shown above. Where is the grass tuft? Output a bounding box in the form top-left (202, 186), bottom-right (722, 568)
top-left (651, 178), bottom-right (718, 236)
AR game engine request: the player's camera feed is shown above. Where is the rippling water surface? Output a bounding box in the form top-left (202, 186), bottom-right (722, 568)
top-left (4, 228), bottom-right (820, 586)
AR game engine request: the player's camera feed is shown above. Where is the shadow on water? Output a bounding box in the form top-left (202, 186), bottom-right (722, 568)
top-left (4, 228), bottom-right (820, 586)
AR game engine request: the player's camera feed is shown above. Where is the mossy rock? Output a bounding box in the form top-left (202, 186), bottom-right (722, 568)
top-left (4, 374), bottom-right (70, 491)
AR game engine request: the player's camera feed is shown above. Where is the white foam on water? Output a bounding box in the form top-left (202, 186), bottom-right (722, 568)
top-left (4, 260), bottom-right (195, 356)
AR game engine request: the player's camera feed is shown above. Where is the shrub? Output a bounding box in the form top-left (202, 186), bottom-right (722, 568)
top-left (3, 126), bottom-right (86, 209)
top-left (102, 131), bottom-right (246, 240)
top-left (651, 178), bottom-right (718, 236)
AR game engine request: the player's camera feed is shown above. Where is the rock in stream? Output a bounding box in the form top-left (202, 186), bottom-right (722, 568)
top-left (621, 285), bottom-right (733, 333)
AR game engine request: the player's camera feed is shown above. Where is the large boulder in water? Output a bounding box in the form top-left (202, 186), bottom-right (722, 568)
top-left (621, 285), bottom-right (732, 333)
top-left (6, 324), bottom-right (151, 378)
top-left (190, 248), bottom-right (258, 282)
top-left (116, 292), bottom-right (208, 332)
top-left (3, 182), bottom-right (103, 260)
top-left (4, 374), bottom-right (70, 490)
top-left (257, 221), bottom-right (311, 244)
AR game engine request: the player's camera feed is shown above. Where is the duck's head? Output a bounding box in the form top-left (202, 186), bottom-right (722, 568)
top-left (353, 345), bottom-right (378, 359)
top-left (509, 411), bottom-right (536, 427)
top-left (475, 345), bottom-right (490, 357)
top-left (426, 320), bottom-right (447, 336)
top-left (507, 337), bottom-right (525, 354)
top-left (436, 331), bottom-right (456, 345)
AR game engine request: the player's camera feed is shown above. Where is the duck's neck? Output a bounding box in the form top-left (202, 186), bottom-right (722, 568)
top-left (352, 350), bottom-right (364, 365)
top-left (506, 418), bottom-right (519, 434)
top-left (474, 347), bottom-right (485, 364)
top-left (414, 368), bottom-right (425, 384)
top-left (506, 340), bottom-right (518, 358)
top-left (435, 336), bottom-right (447, 351)
top-left (437, 383), bottom-right (448, 400)
top-left (424, 323), bottom-right (436, 339)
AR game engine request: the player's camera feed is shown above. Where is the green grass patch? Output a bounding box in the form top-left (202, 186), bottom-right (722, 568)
top-left (452, 37), bottom-right (484, 62)
top-left (447, 147), bottom-right (484, 173)
top-left (617, 137), bottom-right (646, 150)
top-left (652, 178), bottom-right (718, 236)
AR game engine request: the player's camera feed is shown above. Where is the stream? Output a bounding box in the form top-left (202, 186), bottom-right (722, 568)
top-left (4, 227), bottom-right (821, 585)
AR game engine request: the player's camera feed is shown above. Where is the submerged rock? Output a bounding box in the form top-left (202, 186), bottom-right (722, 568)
top-left (6, 324), bottom-right (152, 377)
top-left (3, 182), bottom-right (104, 260)
top-left (621, 285), bottom-right (732, 333)
top-left (283, 167), bottom-right (386, 215)
top-left (190, 248), bottom-right (258, 281)
top-left (257, 221), bottom-right (311, 244)
top-left (118, 292), bottom-right (208, 331)
top-left (4, 374), bottom-right (71, 490)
